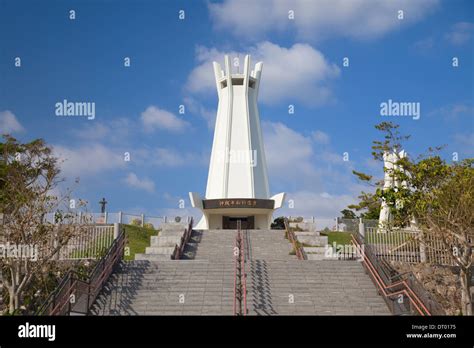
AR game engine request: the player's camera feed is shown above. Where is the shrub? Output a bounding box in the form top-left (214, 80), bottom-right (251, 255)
top-left (271, 216), bottom-right (286, 230)
top-left (130, 218), bottom-right (142, 226)
top-left (143, 222), bottom-right (154, 230)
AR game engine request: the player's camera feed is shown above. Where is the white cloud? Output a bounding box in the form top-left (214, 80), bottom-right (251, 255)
top-left (312, 130), bottom-right (330, 144)
top-left (183, 97), bottom-right (216, 129)
top-left (151, 148), bottom-right (192, 166)
top-left (72, 118), bottom-right (132, 141)
top-left (134, 147), bottom-right (207, 167)
top-left (428, 103), bottom-right (474, 121)
top-left (445, 22), bottom-right (474, 46)
top-left (263, 121), bottom-right (318, 186)
top-left (186, 42), bottom-right (340, 106)
top-left (141, 106), bottom-right (190, 132)
top-left (124, 173), bottom-right (155, 193)
top-left (263, 121), bottom-right (356, 191)
top-left (53, 143), bottom-right (125, 179)
top-left (260, 121), bottom-right (365, 220)
top-left (208, 0), bottom-right (439, 42)
top-left (413, 37), bottom-right (434, 51)
top-left (453, 133), bottom-right (474, 156)
top-left (278, 190), bottom-right (357, 225)
top-left (0, 110), bottom-right (24, 134)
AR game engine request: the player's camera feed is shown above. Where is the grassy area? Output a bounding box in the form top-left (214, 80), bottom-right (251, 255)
top-left (69, 234), bottom-right (110, 259)
top-left (123, 224), bottom-right (159, 261)
top-left (320, 231), bottom-right (353, 245)
top-left (68, 224), bottom-right (159, 261)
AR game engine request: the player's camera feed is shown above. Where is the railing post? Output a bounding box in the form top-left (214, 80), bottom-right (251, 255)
top-left (419, 231), bottom-right (427, 263)
top-left (113, 223), bottom-right (120, 240)
top-left (53, 228), bottom-right (60, 261)
top-left (359, 218), bottom-right (365, 239)
top-left (68, 274), bottom-right (73, 315)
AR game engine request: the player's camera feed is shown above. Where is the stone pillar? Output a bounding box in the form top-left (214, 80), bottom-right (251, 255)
top-left (141, 214), bottom-right (145, 227)
top-left (118, 211), bottom-right (122, 224)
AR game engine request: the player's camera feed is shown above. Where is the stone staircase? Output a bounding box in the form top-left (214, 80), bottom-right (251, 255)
top-left (245, 229), bottom-right (295, 260)
top-left (91, 228), bottom-right (390, 316)
top-left (182, 229), bottom-right (236, 261)
top-left (242, 229), bottom-right (388, 315)
top-left (135, 223), bottom-right (188, 261)
top-left (246, 260), bottom-right (389, 315)
top-left (91, 260), bottom-right (234, 315)
top-left (92, 229), bottom-right (237, 315)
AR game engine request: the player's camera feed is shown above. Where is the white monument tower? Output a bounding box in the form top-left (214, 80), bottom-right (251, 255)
top-left (378, 150), bottom-right (407, 232)
top-left (189, 55), bottom-right (285, 230)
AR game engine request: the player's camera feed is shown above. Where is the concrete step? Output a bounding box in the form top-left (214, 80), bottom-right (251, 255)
top-left (91, 260), bottom-right (237, 315)
top-left (92, 230), bottom-right (391, 316)
top-left (244, 260), bottom-right (389, 316)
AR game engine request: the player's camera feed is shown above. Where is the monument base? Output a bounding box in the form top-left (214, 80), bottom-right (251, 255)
top-left (189, 192), bottom-right (285, 230)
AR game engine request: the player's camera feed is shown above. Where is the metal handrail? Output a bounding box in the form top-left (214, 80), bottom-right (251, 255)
top-left (36, 227), bottom-right (126, 315)
top-left (233, 231), bottom-right (238, 315)
top-left (351, 234), bottom-right (439, 316)
top-left (284, 218), bottom-right (306, 260)
top-left (172, 217), bottom-right (194, 260)
top-left (233, 221), bottom-right (247, 315)
top-left (240, 229), bottom-right (247, 316)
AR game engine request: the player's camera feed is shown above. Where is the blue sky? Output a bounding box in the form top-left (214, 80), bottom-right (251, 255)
top-left (1, 0), bottom-right (473, 226)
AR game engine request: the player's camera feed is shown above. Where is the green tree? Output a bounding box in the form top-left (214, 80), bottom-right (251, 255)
top-left (352, 122), bottom-right (474, 315)
top-left (130, 218), bottom-right (142, 226)
top-left (0, 135), bottom-right (89, 314)
top-left (143, 222), bottom-right (154, 230)
top-left (340, 209), bottom-right (357, 220)
top-left (347, 192), bottom-right (381, 220)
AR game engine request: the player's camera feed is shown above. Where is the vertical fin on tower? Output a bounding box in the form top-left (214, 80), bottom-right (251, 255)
top-left (254, 62), bottom-right (263, 97)
top-left (224, 55), bottom-right (232, 85)
top-left (243, 55), bottom-right (254, 196)
top-left (223, 55), bottom-right (233, 197)
top-left (243, 55), bottom-right (250, 84)
top-left (213, 62), bottom-right (223, 94)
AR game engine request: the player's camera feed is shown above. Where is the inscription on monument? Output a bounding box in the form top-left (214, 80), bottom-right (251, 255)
top-left (202, 199), bottom-right (274, 209)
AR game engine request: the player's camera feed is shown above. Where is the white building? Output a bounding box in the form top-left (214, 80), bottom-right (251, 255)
top-left (189, 55), bottom-right (285, 230)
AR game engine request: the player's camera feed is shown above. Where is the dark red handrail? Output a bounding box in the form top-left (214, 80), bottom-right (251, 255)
top-left (240, 229), bottom-right (247, 316)
top-left (37, 227), bottom-right (126, 315)
top-left (233, 232), bottom-right (238, 315)
top-left (284, 218), bottom-right (306, 260)
top-left (233, 222), bottom-right (247, 315)
top-left (351, 234), bottom-right (431, 316)
top-left (173, 217), bottom-right (194, 260)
